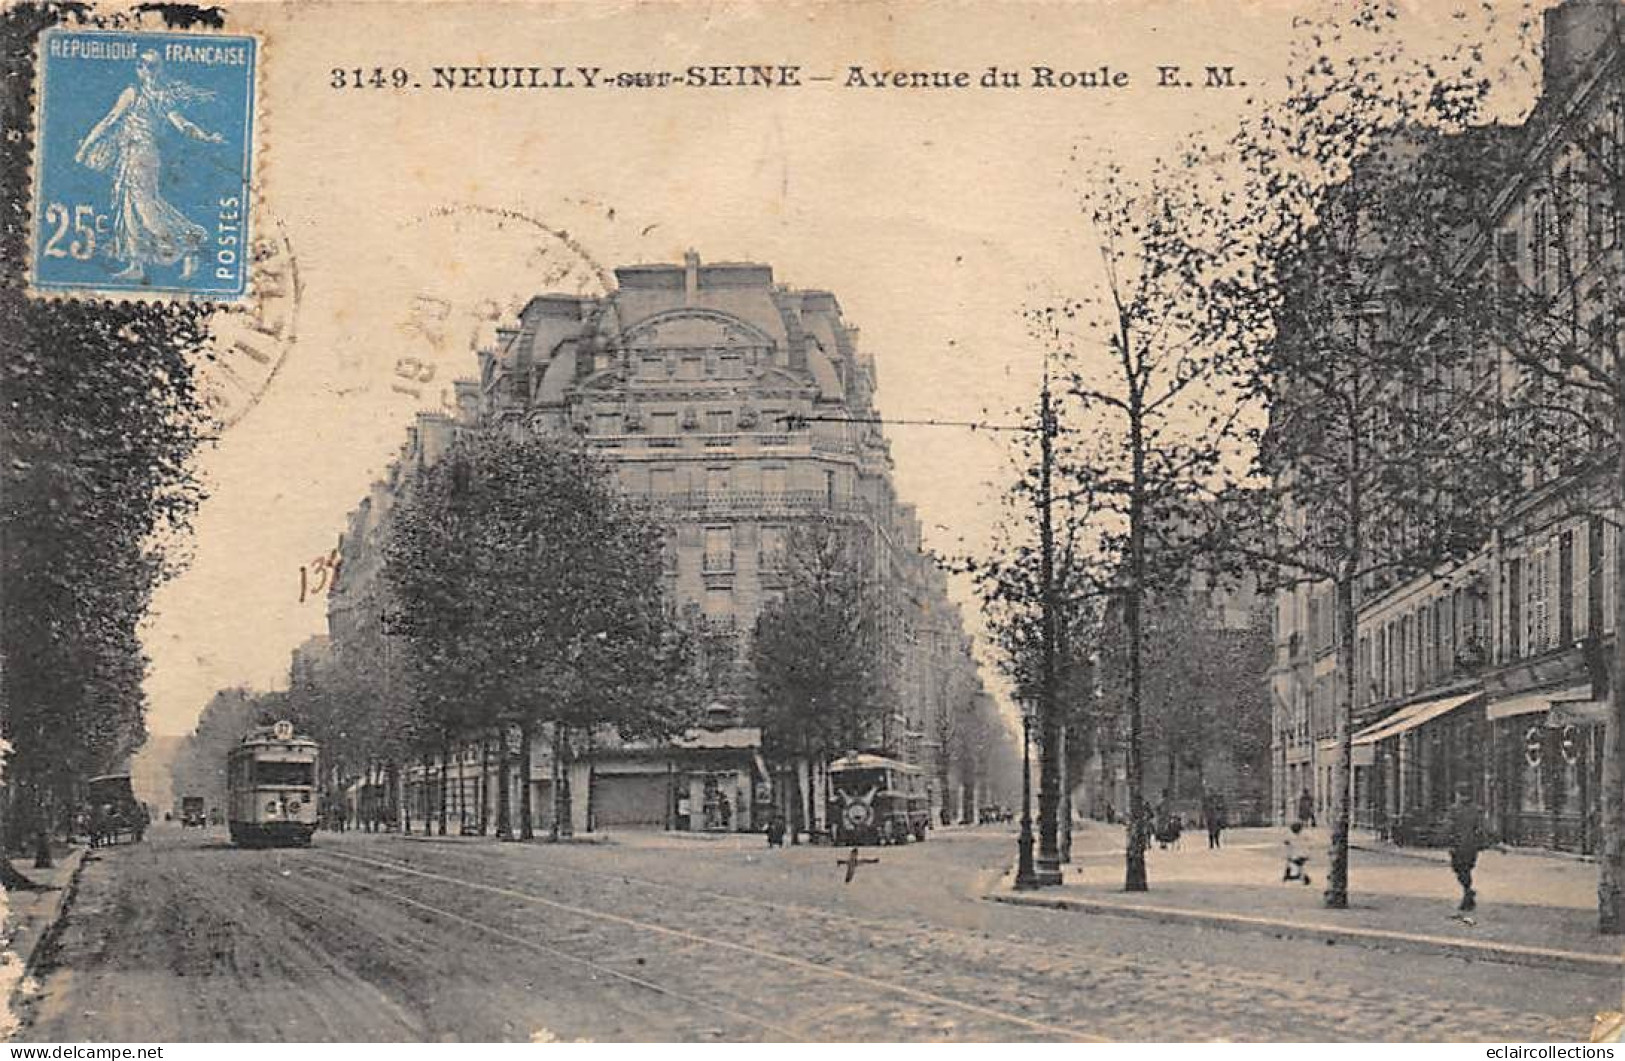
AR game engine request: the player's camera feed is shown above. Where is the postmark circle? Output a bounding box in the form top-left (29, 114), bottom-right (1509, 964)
top-left (372, 203), bottom-right (615, 413)
top-left (195, 209), bottom-right (300, 430)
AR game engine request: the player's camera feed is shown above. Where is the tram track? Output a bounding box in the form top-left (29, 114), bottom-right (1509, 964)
top-left (309, 846), bottom-right (1106, 1042)
top-left (319, 839), bottom-right (1593, 1043)
top-left (293, 858), bottom-right (803, 1040)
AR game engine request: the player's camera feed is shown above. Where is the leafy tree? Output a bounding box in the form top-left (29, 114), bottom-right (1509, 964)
top-left (751, 520), bottom-right (893, 831)
top-left (1216, 4), bottom-right (1526, 908)
top-left (384, 428), bottom-right (698, 841)
top-left (969, 406), bottom-right (1103, 870)
top-left (1019, 151), bottom-right (1258, 892)
top-left (0, 5), bottom-right (212, 869)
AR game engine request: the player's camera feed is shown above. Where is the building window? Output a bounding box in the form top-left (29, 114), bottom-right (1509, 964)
top-left (762, 465), bottom-right (787, 496)
top-left (637, 354), bottom-right (666, 379)
top-left (1506, 557), bottom-right (1523, 659)
top-left (651, 467), bottom-right (676, 495)
top-left (707, 466), bottom-right (730, 495)
top-left (1496, 229), bottom-right (1521, 295)
top-left (594, 412), bottom-right (621, 435)
top-left (1560, 530), bottom-right (1575, 646)
top-left (707, 409), bottom-right (735, 435)
top-left (718, 352), bottom-right (745, 378)
top-left (760, 524), bottom-right (787, 569)
top-left (704, 525), bottom-right (733, 570)
top-left (680, 355), bottom-right (703, 380)
top-left (704, 584), bottom-right (733, 617)
top-left (651, 411), bottom-right (678, 437)
top-left (1435, 597), bottom-right (1450, 680)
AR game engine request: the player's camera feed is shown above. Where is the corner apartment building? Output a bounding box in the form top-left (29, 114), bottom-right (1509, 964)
top-left (325, 254), bottom-right (992, 833)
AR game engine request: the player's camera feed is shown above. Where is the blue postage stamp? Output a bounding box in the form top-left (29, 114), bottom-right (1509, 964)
top-left (31, 28), bottom-right (257, 300)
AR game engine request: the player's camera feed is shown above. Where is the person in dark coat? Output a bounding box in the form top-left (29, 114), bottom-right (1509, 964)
top-left (1202, 791), bottom-right (1226, 849)
top-left (1447, 787), bottom-right (1490, 913)
top-left (1296, 788), bottom-right (1316, 828)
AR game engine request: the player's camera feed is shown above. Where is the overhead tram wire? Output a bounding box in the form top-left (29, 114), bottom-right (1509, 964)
top-left (775, 412), bottom-right (1075, 435)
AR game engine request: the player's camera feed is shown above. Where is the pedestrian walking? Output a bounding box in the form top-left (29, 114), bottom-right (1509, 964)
top-left (1203, 791), bottom-right (1226, 849)
top-left (1154, 790), bottom-right (1173, 850)
top-left (1282, 821), bottom-right (1311, 885)
top-left (765, 812), bottom-right (787, 848)
top-left (1447, 786), bottom-right (1490, 914)
top-left (1296, 787), bottom-right (1316, 828)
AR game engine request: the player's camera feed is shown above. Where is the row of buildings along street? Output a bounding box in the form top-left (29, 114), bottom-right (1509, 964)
top-left (1272, 0), bottom-right (1620, 858)
top-left (163, 0), bottom-right (1625, 870)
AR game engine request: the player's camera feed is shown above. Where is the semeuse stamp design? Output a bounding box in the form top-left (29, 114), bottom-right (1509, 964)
top-left (31, 28), bottom-right (258, 300)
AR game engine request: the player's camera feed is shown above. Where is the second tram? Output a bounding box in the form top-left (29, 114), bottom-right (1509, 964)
top-left (828, 752), bottom-right (931, 845)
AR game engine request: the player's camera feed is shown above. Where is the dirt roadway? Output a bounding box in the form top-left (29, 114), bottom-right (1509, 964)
top-left (13, 825), bottom-right (1612, 1042)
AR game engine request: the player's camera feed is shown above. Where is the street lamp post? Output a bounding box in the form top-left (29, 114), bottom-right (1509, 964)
top-left (1014, 707), bottom-right (1039, 890)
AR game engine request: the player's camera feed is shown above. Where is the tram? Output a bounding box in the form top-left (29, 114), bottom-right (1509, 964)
top-left (828, 752), bottom-right (930, 845)
top-left (227, 720), bottom-right (319, 847)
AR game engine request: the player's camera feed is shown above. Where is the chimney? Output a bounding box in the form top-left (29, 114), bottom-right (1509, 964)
top-left (684, 249), bottom-right (700, 304)
top-left (1543, 0), bottom-right (1621, 99)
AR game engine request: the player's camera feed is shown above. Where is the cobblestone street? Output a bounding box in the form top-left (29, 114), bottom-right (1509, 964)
top-left (15, 823), bottom-right (1616, 1042)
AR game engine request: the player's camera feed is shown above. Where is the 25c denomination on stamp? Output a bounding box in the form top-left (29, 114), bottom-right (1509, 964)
top-left (30, 28), bottom-right (258, 301)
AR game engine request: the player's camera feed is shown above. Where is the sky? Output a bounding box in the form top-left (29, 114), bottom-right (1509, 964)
top-left (133, 0), bottom-right (1548, 739)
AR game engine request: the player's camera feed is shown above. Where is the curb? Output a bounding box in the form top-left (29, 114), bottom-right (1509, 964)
top-left (1349, 838), bottom-right (1598, 866)
top-left (986, 887), bottom-right (1623, 975)
top-left (13, 846), bottom-right (88, 984)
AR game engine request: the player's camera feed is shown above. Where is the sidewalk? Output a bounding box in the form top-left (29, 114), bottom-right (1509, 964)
top-left (1, 844), bottom-right (87, 1029)
top-left (989, 825), bottom-right (1623, 974)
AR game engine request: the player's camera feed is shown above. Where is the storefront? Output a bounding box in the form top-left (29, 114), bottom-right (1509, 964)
top-left (1488, 684), bottom-right (1604, 854)
top-left (1352, 688), bottom-right (1485, 845)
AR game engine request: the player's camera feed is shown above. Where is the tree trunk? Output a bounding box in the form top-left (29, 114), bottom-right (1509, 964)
top-left (495, 729), bottom-right (513, 841)
top-left (438, 741), bottom-right (449, 837)
top-left (478, 738), bottom-right (490, 835)
top-left (556, 725), bottom-right (574, 839)
top-left (1601, 393), bottom-right (1625, 933)
top-left (1124, 382), bottom-right (1150, 892)
top-left (1059, 724), bottom-right (1072, 863)
top-left (584, 730), bottom-right (596, 834)
top-left (519, 720), bottom-right (534, 841)
top-left (1325, 574), bottom-right (1359, 909)
top-left (30, 784), bottom-right (52, 870)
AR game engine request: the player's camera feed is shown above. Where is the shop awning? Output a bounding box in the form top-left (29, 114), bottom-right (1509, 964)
top-left (1353, 689), bottom-right (1484, 745)
top-left (1547, 695), bottom-right (1610, 727)
top-left (1486, 683), bottom-right (1593, 721)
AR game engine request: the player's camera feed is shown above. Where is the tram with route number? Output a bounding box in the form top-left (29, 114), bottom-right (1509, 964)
top-left (828, 752), bottom-right (930, 845)
top-left (227, 720), bottom-right (320, 847)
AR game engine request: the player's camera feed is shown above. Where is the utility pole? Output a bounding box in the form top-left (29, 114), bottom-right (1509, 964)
top-left (778, 389), bottom-right (1069, 888)
top-left (1035, 376), bottom-right (1063, 886)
